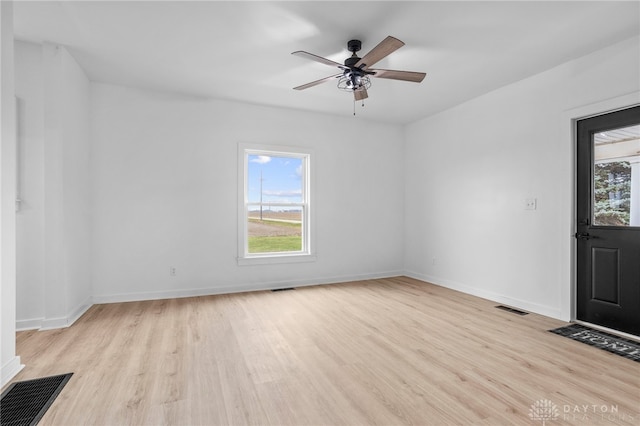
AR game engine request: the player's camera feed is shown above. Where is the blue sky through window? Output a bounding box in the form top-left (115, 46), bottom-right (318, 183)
top-left (247, 154), bottom-right (303, 207)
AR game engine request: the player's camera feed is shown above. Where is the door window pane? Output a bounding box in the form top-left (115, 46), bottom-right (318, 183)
top-left (593, 124), bottom-right (640, 226)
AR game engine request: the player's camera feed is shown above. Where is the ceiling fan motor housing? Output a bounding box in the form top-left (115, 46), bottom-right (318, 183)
top-left (344, 56), bottom-right (360, 68)
top-left (347, 39), bottom-right (362, 53)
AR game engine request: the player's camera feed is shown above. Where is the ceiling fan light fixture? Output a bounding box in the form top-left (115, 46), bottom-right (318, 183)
top-left (337, 74), bottom-right (371, 92)
top-left (292, 36), bottom-right (425, 107)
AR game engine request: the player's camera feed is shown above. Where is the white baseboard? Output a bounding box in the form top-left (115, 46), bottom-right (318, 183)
top-left (67, 297), bottom-right (94, 326)
top-left (92, 270), bottom-right (404, 304)
top-left (17, 296), bottom-right (93, 331)
top-left (16, 318), bottom-right (44, 331)
top-left (1, 356), bottom-right (24, 387)
top-left (39, 316), bottom-right (74, 330)
top-left (40, 296), bottom-right (93, 331)
top-left (404, 270), bottom-right (563, 320)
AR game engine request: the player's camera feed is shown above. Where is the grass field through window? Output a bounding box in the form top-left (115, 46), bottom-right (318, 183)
top-left (247, 215), bottom-right (302, 253)
top-left (248, 235), bottom-right (302, 252)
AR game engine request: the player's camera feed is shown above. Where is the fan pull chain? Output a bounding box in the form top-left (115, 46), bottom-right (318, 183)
top-left (353, 100), bottom-right (356, 116)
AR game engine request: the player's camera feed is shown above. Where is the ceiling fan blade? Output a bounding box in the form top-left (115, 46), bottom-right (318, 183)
top-left (354, 87), bottom-right (368, 101)
top-left (369, 69), bottom-right (426, 83)
top-left (292, 51), bottom-right (344, 68)
top-left (293, 74), bottom-right (342, 90)
top-left (355, 36), bottom-right (405, 69)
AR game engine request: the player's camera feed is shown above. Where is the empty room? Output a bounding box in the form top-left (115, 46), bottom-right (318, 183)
top-left (1, 1), bottom-right (639, 425)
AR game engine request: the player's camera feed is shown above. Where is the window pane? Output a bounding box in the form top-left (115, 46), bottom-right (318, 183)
top-left (593, 161), bottom-right (631, 226)
top-left (247, 155), bottom-right (303, 204)
top-left (593, 124), bottom-right (640, 227)
top-left (247, 208), bottom-right (302, 253)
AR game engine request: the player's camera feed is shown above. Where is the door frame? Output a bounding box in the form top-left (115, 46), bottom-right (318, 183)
top-left (561, 91), bottom-right (640, 325)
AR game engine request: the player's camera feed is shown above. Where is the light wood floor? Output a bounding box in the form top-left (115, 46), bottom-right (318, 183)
top-left (7, 277), bottom-right (640, 425)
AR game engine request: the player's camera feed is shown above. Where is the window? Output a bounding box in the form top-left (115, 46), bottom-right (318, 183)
top-left (237, 144), bottom-right (314, 265)
top-left (592, 124), bottom-right (640, 227)
top-left (593, 161), bottom-right (632, 226)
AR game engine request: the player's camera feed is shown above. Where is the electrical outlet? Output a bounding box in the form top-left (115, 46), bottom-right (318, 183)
top-left (524, 198), bottom-right (537, 210)
top-left (169, 267), bottom-right (176, 276)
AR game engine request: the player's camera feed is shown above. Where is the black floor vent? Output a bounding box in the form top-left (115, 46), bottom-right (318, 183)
top-left (1, 373), bottom-right (73, 426)
top-left (496, 305), bottom-right (529, 316)
top-left (271, 287), bottom-right (295, 292)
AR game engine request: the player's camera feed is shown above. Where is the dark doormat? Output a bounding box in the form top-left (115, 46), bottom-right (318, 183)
top-left (1, 373), bottom-right (73, 426)
top-left (550, 324), bottom-right (640, 362)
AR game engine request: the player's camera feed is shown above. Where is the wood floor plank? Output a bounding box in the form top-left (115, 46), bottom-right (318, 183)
top-left (5, 277), bottom-right (639, 425)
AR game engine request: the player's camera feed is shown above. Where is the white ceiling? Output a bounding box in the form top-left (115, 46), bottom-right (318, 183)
top-left (13, 1), bottom-right (640, 125)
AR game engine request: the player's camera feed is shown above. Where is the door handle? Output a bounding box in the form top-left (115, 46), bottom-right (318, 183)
top-left (574, 232), bottom-right (591, 240)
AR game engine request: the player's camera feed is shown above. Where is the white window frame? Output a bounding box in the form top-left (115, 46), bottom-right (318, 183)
top-left (237, 143), bottom-right (315, 265)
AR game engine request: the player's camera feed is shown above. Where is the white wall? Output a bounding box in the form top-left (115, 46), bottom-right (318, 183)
top-left (404, 36), bottom-right (640, 320)
top-left (90, 83), bottom-right (405, 301)
top-left (57, 45), bottom-right (92, 323)
top-left (14, 41), bottom-right (92, 330)
top-left (15, 41), bottom-right (44, 328)
top-left (1, 0), bottom-right (22, 386)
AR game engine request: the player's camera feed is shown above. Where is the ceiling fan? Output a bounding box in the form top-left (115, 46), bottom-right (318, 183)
top-left (292, 36), bottom-right (426, 102)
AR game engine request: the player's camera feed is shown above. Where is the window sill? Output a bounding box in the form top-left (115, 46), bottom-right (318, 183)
top-left (237, 253), bottom-right (317, 266)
